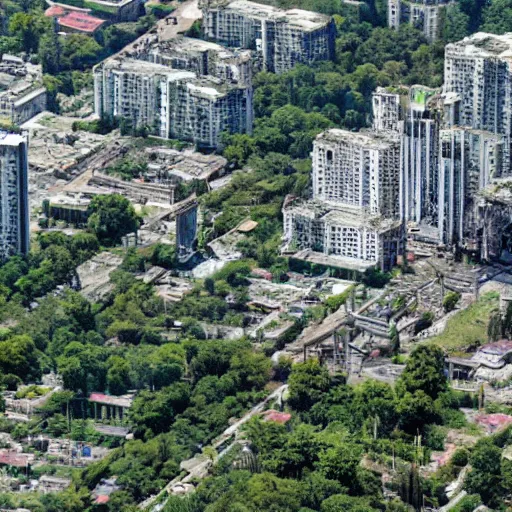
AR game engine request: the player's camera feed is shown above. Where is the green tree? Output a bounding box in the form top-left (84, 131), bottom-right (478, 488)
top-left (397, 345), bottom-right (447, 400)
top-left (87, 194), bottom-right (141, 246)
top-left (465, 440), bottom-right (504, 506)
top-left (288, 359), bottom-right (331, 411)
top-left (107, 356), bottom-right (131, 395)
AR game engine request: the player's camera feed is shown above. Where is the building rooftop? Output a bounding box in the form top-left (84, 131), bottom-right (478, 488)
top-left (58, 11), bottom-right (106, 33)
top-left (315, 128), bottom-right (399, 149)
top-left (210, 0), bottom-right (331, 30)
top-left (0, 131), bottom-right (26, 147)
top-left (0, 55), bottom-right (44, 105)
top-left (447, 32), bottom-right (512, 60)
top-left (45, 5), bottom-right (66, 16)
top-left (285, 199), bottom-right (401, 232)
top-left (88, 392), bottom-right (133, 408)
top-left (101, 58), bottom-right (233, 97)
top-left (144, 147), bottom-right (227, 182)
top-left (478, 339), bottom-right (512, 356)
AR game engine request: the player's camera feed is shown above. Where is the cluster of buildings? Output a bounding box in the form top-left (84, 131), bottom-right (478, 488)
top-left (93, 0), bottom-right (335, 148)
top-left (283, 32), bottom-right (512, 272)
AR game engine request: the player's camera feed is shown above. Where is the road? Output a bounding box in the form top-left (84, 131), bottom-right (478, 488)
top-left (158, 0), bottom-right (202, 40)
top-left (140, 385), bottom-right (287, 510)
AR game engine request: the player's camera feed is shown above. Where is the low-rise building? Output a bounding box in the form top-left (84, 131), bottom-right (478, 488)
top-left (0, 55), bottom-right (46, 125)
top-left (45, 5), bottom-right (106, 34)
top-left (283, 198), bottom-right (404, 272)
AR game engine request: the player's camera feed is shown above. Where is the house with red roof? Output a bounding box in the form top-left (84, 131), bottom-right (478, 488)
top-left (45, 4), bottom-right (106, 34)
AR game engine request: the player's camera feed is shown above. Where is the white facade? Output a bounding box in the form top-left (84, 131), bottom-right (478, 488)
top-left (201, 0), bottom-right (336, 73)
top-left (94, 58), bottom-right (253, 148)
top-left (312, 129), bottom-right (401, 218)
top-left (444, 33), bottom-right (512, 173)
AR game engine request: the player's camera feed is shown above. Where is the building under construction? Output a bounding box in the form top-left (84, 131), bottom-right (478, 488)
top-left (200, 0), bottom-right (335, 73)
top-left (94, 57), bottom-right (252, 148)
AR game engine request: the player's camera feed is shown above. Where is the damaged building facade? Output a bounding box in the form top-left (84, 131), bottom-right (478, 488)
top-left (367, 33), bottom-right (512, 261)
top-left (128, 35), bottom-right (253, 87)
top-left (387, 0), bottom-right (453, 41)
top-left (94, 57), bottom-right (252, 148)
top-left (200, 0), bottom-right (335, 73)
top-left (283, 129), bottom-right (405, 272)
top-left (0, 131), bottom-right (29, 259)
top-left (283, 32), bottom-right (512, 270)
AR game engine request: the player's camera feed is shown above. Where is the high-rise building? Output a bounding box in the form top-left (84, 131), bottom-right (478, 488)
top-left (438, 128), bottom-right (503, 247)
top-left (94, 57), bottom-right (252, 148)
top-left (397, 86), bottom-right (441, 236)
top-left (444, 32), bottom-right (512, 173)
top-left (0, 132), bottom-right (29, 259)
top-left (313, 129), bottom-right (401, 218)
top-left (201, 0), bottom-right (335, 74)
top-left (283, 129), bottom-right (405, 272)
top-left (388, 0), bottom-right (453, 41)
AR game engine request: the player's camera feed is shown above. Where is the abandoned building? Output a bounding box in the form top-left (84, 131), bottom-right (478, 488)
top-left (444, 32), bottom-right (512, 173)
top-left (438, 128), bottom-right (503, 248)
top-left (94, 58), bottom-right (252, 148)
top-left (446, 340), bottom-right (512, 382)
top-left (282, 128), bottom-right (405, 272)
top-left (128, 35), bottom-right (253, 87)
top-left (175, 199), bottom-right (198, 263)
top-left (0, 131), bottom-right (29, 259)
top-left (200, 0), bottom-right (336, 73)
top-left (143, 147), bottom-right (227, 183)
top-left (0, 55), bottom-right (46, 125)
top-left (312, 129), bottom-right (401, 219)
top-left (387, 0), bottom-right (453, 41)
top-left (370, 52), bottom-right (512, 258)
top-left (78, 0), bottom-right (144, 21)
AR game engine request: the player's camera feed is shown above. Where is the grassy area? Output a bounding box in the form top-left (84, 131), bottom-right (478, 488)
top-left (427, 291), bottom-right (499, 354)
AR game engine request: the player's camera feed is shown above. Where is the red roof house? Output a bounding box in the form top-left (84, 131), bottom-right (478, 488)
top-left (57, 11), bottom-right (106, 34)
top-left (44, 5), bottom-right (66, 17)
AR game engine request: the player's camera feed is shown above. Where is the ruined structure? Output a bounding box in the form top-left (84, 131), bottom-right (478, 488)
top-left (0, 131), bottom-right (29, 259)
top-left (443, 33), bottom-right (512, 172)
top-left (368, 33), bottom-right (512, 260)
top-left (201, 0), bottom-right (335, 73)
top-left (312, 129), bottom-right (401, 218)
top-left (388, 0), bottom-right (453, 41)
top-left (128, 35), bottom-right (253, 87)
top-left (283, 129), bottom-right (405, 272)
top-left (175, 199), bottom-right (198, 263)
top-left (0, 55), bottom-right (46, 125)
top-left (94, 58), bottom-right (252, 148)
top-left (57, 0), bottom-right (144, 21)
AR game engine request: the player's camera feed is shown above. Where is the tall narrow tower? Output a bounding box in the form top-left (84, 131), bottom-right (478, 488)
top-left (0, 131), bottom-right (29, 259)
